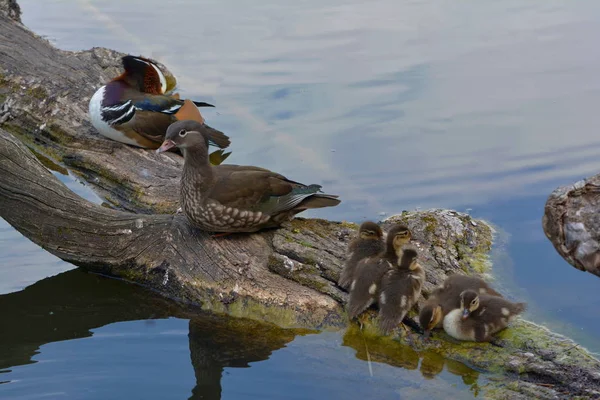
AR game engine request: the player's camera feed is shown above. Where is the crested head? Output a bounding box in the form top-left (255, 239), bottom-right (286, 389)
top-left (156, 120), bottom-right (231, 154)
top-left (117, 55), bottom-right (167, 95)
top-left (385, 224), bottom-right (412, 255)
top-left (358, 221), bottom-right (383, 240)
top-left (419, 303), bottom-right (443, 335)
top-left (460, 289), bottom-right (480, 319)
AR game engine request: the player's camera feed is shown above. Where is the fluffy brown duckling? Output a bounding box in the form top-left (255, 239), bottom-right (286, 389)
top-left (378, 247), bottom-right (425, 334)
top-left (346, 224), bottom-right (412, 319)
top-left (419, 274), bottom-right (503, 338)
top-left (338, 221), bottom-right (385, 290)
top-left (442, 289), bottom-right (526, 342)
top-left (157, 120), bottom-right (341, 233)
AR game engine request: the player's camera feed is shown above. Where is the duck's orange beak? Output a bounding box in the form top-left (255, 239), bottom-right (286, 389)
top-left (156, 139), bottom-right (176, 153)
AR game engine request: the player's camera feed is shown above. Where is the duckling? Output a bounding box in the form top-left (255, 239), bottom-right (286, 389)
top-left (443, 289), bottom-right (526, 342)
top-left (338, 221), bottom-right (385, 290)
top-left (347, 224), bottom-right (412, 319)
top-left (419, 274), bottom-right (503, 337)
top-left (378, 247), bottom-right (425, 334)
top-left (156, 120), bottom-right (340, 233)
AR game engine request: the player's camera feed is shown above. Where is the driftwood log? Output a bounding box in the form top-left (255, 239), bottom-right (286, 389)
top-left (543, 175), bottom-right (600, 278)
top-left (1, 2), bottom-right (600, 398)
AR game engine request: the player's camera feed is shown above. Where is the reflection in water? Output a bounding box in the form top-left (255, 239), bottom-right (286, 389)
top-left (342, 324), bottom-right (480, 395)
top-left (0, 269), bottom-right (309, 399)
top-left (0, 269), bottom-right (187, 371)
top-left (188, 317), bottom-right (307, 399)
top-left (0, 268), bottom-right (481, 399)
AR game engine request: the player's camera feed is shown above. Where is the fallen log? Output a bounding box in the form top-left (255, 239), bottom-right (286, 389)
top-left (1, 2), bottom-right (599, 398)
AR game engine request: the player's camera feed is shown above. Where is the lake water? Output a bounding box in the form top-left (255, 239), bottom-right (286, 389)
top-left (2, 0), bottom-right (600, 398)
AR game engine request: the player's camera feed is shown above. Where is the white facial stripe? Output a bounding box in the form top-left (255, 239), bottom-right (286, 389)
top-left (149, 62), bottom-right (167, 94)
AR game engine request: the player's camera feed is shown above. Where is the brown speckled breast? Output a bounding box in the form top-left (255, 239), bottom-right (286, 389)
top-left (181, 181), bottom-right (271, 232)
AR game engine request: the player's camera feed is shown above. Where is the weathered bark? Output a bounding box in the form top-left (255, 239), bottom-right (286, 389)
top-left (1, 4), bottom-right (600, 398)
top-left (543, 175), bottom-right (600, 278)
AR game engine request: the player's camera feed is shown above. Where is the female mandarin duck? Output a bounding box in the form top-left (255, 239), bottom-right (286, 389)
top-left (338, 221), bottom-right (384, 290)
top-left (156, 120), bottom-right (341, 233)
top-left (89, 55), bottom-right (223, 150)
top-left (419, 274), bottom-right (503, 338)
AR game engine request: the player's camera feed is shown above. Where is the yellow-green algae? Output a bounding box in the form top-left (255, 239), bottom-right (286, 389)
top-left (338, 306), bottom-right (599, 399)
top-left (343, 323), bottom-right (482, 394)
top-left (25, 85), bottom-right (47, 100)
top-left (392, 210), bottom-right (494, 275)
top-left (28, 146), bottom-right (68, 175)
top-left (193, 288), bottom-right (344, 331)
top-left (289, 217), bottom-right (334, 238)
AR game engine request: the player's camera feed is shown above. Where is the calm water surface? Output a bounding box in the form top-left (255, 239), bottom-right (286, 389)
top-left (2, 0), bottom-right (600, 398)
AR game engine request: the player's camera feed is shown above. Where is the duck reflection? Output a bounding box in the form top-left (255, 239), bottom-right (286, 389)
top-left (0, 269), bottom-right (308, 399)
top-left (187, 317), bottom-right (307, 399)
top-left (342, 324), bottom-right (480, 390)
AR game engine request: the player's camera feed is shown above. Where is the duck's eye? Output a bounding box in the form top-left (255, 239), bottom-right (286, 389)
top-left (179, 129), bottom-right (187, 137)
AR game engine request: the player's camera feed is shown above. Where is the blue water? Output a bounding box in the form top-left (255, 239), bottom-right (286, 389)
top-left (2, 0), bottom-right (600, 398)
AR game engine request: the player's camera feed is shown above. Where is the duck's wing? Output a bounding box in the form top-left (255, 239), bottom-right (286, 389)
top-left (347, 259), bottom-right (389, 319)
top-left (378, 271), bottom-right (414, 333)
top-left (131, 93), bottom-right (213, 115)
top-left (338, 239), bottom-right (361, 289)
top-left (111, 99), bottom-right (229, 149)
top-left (210, 167), bottom-right (339, 213)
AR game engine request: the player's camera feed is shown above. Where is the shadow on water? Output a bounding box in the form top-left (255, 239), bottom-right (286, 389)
top-left (0, 269), bottom-right (311, 399)
top-left (342, 325), bottom-right (481, 396)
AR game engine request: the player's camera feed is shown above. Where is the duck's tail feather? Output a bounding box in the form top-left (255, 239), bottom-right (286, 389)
top-left (175, 99), bottom-right (205, 123)
top-left (209, 149), bottom-right (232, 166)
top-left (515, 302), bottom-right (527, 314)
top-left (193, 101), bottom-right (215, 108)
top-left (297, 193), bottom-right (341, 210)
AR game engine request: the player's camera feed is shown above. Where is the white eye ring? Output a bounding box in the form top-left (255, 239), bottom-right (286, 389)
top-left (179, 129), bottom-right (187, 137)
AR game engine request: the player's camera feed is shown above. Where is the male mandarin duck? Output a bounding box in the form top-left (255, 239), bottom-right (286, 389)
top-left (419, 274), bottom-right (504, 338)
top-left (156, 120), bottom-right (341, 233)
top-left (338, 221), bottom-right (384, 290)
top-left (443, 289), bottom-right (526, 342)
top-left (88, 55), bottom-right (224, 151)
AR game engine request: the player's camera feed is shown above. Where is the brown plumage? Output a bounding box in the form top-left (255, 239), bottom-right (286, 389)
top-left (378, 247), bottom-right (425, 334)
top-left (338, 221), bottom-right (384, 290)
top-left (419, 274), bottom-right (503, 336)
top-left (443, 289), bottom-right (526, 342)
top-left (156, 120), bottom-right (340, 233)
top-left (346, 224), bottom-right (412, 320)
